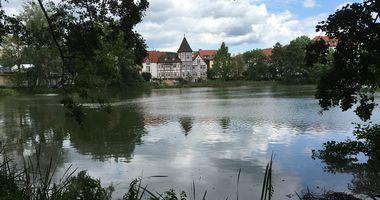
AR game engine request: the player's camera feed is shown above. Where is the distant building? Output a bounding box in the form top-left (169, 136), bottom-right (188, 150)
top-left (196, 50), bottom-right (218, 69)
top-left (312, 36), bottom-right (338, 49)
top-left (142, 51), bottom-right (166, 78)
top-left (11, 64), bottom-right (34, 72)
top-left (142, 37), bottom-right (215, 81)
top-left (261, 48), bottom-right (273, 57)
top-left (157, 53), bottom-right (181, 79)
top-left (191, 53), bottom-right (207, 79)
top-left (178, 37), bottom-right (193, 79)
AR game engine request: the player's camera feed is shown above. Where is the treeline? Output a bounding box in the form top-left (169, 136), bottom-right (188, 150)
top-left (0, 1), bottom-right (149, 89)
top-left (209, 36), bottom-right (332, 84)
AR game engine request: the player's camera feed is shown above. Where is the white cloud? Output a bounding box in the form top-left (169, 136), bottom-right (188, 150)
top-left (303, 0), bottom-right (316, 8)
top-left (2, 0), bottom-right (326, 53)
top-left (136, 0), bottom-right (325, 52)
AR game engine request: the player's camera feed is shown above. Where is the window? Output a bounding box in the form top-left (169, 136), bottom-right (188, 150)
top-left (197, 59), bottom-right (200, 64)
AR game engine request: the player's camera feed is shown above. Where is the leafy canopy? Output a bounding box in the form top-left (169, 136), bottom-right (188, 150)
top-left (315, 0), bottom-right (380, 121)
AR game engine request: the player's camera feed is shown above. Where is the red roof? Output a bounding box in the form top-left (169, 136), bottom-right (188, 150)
top-left (262, 48), bottom-right (272, 57)
top-left (312, 36), bottom-right (338, 47)
top-left (198, 50), bottom-right (218, 60)
top-left (144, 51), bottom-right (166, 63)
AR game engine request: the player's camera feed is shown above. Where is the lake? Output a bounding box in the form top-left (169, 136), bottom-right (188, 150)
top-left (0, 84), bottom-right (379, 199)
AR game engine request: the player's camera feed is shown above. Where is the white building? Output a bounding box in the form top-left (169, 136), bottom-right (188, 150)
top-left (142, 51), bottom-right (165, 79)
top-left (142, 37), bottom-right (211, 80)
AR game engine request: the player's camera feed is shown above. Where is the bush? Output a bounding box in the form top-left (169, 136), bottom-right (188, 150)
top-left (142, 72), bottom-right (152, 82)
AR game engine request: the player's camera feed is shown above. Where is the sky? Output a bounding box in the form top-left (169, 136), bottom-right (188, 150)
top-left (2, 0), bottom-right (362, 53)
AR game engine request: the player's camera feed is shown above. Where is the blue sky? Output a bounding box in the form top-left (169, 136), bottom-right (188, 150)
top-left (3, 0), bottom-right (362, 53)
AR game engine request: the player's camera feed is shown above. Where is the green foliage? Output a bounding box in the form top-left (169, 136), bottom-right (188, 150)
top-left (58, 171), bottom-right (113, 200)
top-left (0, 88), bottom-right (19, 96)
top-left (213, 42), bottom-right (232, 80)
top-left (270, 36), bottom-right (312, 83)
top-left (315, 0), bottom-right (380, 121)
top-left (230, 54), bottom-right (245, 80)
top-left (142, 72), bottom-right (152, 82)
top-left (243, 49), bottom-right (270, 81)
top-left (1, 0), bottom-right (150, 122)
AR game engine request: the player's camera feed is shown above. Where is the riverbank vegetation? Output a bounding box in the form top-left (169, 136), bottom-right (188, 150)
top-left (0, 149), bottom-right (275, 200)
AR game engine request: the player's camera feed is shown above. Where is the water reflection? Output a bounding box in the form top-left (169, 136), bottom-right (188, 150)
top-left (318, 156), bottom-right (380, 197)
top-left (0, 85), bottom-right (380, 199)
top-left (179, 117), bottom-right (193, 136)
top-left (68, 106), bottom-right (147, 161)
top-left (219, 117), bottom-right (231, 130)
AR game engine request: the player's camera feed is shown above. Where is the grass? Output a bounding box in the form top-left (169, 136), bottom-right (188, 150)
top-left (150, 80), bottom-right (279, 89)
top-left (0, 148), bottom-right (363, 200)
top-left (0, 88), bottom-right (20, 97)
top-left (0, 145), bottom-right (276, 200)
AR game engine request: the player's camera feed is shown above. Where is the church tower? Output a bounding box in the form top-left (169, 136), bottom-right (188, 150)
top-left (177, 36), bottom-right (193, 78)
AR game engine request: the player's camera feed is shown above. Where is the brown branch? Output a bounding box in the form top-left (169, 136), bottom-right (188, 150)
top-left (37, 0), bottom-right (66, 89)
top-left (376, 0), bottom-right (380, 14)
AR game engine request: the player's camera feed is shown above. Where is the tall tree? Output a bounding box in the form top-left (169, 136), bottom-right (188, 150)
top-left (213, 42), bottom-right (232, 80)
top-left (231, 54), bottom-right (245, 80)
top-left (315, 0), bottom-right (380, 121)
top-left (269, 36), bottom-right (312, 82)
top-left (19, 2), bottom-right (62, 87)
top-left (269, 42), bottom-right (284, 80)
top-left (0, 0), bottom-right (149, 122)
top-left (243, 49), bottom-right (269, 80)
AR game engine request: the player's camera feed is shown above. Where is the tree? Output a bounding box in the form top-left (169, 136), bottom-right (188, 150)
top-left (315, 0), bottom-right (380, 121)
top-left (311, 2), bottom-right (380, 194)
top-left (269, 36), bottom-right (312, 82)
top-left (18, 2), bottom-right (61, 88)
top-left (0, 0), bottom-right (150, 122)
top-left (213, 42), bottom-right (232, 80)
top-left (243, 49), bottom-right (269, 80)
top-left (269, 42), bottom-right (284, 80)
top-left (230, 54), bottom-right (245, 80)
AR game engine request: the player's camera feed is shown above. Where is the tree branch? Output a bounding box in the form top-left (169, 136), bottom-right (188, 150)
top-left (37, 0), bottom-right (66, 89)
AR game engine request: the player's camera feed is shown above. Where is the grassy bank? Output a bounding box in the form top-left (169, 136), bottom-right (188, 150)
top-left (150, 80), bottom-right (280, 89)
top-left (0, 88), bottom-right (20, 97)
top-left (0, 87), bottom-right (62, 97)
top-left (0, 150), bottom-right (363, 200)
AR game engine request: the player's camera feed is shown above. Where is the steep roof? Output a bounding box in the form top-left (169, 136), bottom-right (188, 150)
top-left (198, 50), bottom-right (218, 60)
top-left (261, 48), bottom-right (273, 57)
top-left (177, 37), bottom-right (193, 53)
top-left (158, 53), bottom-right (182, 63)
top-left (312, 36), bottom-right (338, 47)
top-left (144, 51), bottom-right (166, 63)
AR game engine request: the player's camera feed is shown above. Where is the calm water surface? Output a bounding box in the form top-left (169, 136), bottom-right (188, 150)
top-left (1, 85), bottom-right (379, 199)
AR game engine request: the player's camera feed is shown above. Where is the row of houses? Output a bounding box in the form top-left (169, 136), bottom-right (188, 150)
top-left (141, 37), bottom-right (217, 80)
top-left (141, 36), bottom-right (337, 81)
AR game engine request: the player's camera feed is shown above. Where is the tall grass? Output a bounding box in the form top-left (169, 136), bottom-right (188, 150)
top-left (260, 153), bottom-right (274, 200)
top-left (1, 147), bottom-right (275, 200)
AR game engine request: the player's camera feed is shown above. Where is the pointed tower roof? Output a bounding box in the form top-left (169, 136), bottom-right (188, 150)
top-left (177, 37), bottom-right (193, 53)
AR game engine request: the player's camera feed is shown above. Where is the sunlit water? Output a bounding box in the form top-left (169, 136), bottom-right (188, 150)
top-left (0, 85), bottom-right (379, 199)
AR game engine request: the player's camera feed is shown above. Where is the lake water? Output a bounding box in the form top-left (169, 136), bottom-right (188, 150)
top-left (0, 84), bottom-right (379, 199)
